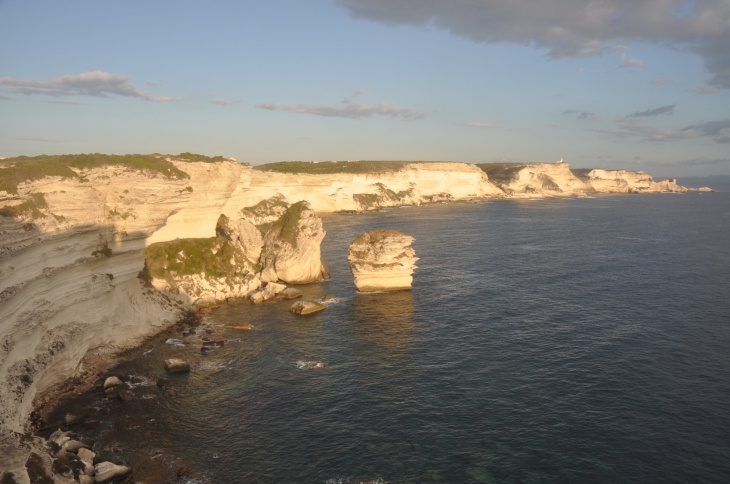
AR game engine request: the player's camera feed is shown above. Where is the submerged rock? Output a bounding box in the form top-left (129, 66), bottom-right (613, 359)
top-left (94, 462), bottom-right (130, 484)
top-left (225, 323), bottom-right (253, 330)
top-left (347, 230), bottom-right (418, 292)
top-left (277, 287), bottom-right (303, 299)
top-left (289, 300), bottom-right (327, 315)
top-left (259, 201), bottom-right (329, 284)
top-left (103, 376), bottom-right (122, 389)
top-left (164, 359), bottom-right (190, 373)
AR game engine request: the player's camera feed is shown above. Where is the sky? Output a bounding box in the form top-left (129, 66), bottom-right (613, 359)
top-left (1, 0), bottom-right (729, 177)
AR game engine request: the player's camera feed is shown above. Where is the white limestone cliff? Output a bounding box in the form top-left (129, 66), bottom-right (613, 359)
top-left (347, 230), bottom-right (418, 292)
top-left (259, 201), bottom-right (329, 284)
top-left (577, 169), bottom-right (689, 194)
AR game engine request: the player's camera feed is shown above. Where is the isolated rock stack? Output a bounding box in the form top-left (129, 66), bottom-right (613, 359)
top-left (347, 230), bottom-right (418, 292)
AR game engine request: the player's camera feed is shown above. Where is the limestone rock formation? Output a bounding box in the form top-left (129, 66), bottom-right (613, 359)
top-left (259, 201), bottom-right (329, 284)
top-left (145, 234), bottom-right (261, 303)
top-left (576, 169), bottom-right (689, 193)
top-left (479, 162), bottom-right (587, 197)
top-left (240, 194), bottom-right (290, 225)
top-left (347, 230), bottom-right (418, 292)
top-left (216, 214), bottom-right (264, 264)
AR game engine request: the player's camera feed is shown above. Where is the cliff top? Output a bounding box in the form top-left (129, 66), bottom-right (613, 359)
top-left (254, 160), bottom-right (409, 175)
top-left (0, 153), bottom-right (235, 194)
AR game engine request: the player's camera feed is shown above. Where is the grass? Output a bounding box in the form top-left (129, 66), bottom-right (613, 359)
top-left (145, 236), bottom-right (245, 279)
top-left (0, 192), bottom-right (47, 219)
top-left (241, 194), bottom-right (289, 219)
top-left (0, 153), bottom-right (190, 194)
top-left (475, 163), bottom-right (529, 180)
top-left (253, 160), bottom-right (409, 175)
top-left (166, 152), bottom-right (230, 163)
top-left (269, 201), bottom-right (308, 248)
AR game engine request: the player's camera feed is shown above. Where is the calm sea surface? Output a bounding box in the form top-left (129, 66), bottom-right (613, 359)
top-left (48, 193), bottom-right (730, 483)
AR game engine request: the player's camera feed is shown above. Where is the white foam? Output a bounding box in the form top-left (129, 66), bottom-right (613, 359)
top-left (296, 360), bottom-right (325, 370)
top-left (165, 338), bottom-right (185, 346)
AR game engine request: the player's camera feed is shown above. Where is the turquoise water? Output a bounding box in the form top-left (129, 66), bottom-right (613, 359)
top-left (47, 194), bottom-right (730, 483)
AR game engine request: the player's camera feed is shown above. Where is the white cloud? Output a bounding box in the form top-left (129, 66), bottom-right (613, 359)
top-left (44, 100), bottom-right (89, 105)
top-left (619, 53), bottom-right (645, 68)
top-left (256, 93), bottom-right (428, 120)
top-left (212, 98), bottom-right (243, 106)
top-left (457, 122), bottom-right (501, 128)
top-left (145, 80), bottom-right (162, 86)
top-left (336, 0), bottom-right (730, 88)
top-left (0, 71), bottom-right (185, 102)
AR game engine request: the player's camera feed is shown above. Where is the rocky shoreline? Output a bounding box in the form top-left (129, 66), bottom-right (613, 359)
top-left (0, 154), bottom-right (713, 481)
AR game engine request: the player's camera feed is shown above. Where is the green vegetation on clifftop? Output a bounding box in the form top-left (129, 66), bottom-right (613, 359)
top-left (0, 154), bottom-right (190, 194)
top-left (269, 201), bottom-right (309, 248)
top-left (145, 237), bottom-right (251, 280)
top-left (254, 160), bottom-right (408, 175)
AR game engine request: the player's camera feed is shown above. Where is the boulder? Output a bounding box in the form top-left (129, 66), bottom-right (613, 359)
top-left (322, 294), bottom-right (335, 301)
top-left (259, 201), bottom-right (329, 284)
top-left (77, 448), bottom-right (95, 467)
top-left (79, 475), bottom-right (95, 484)
top-left (289, 300), bottom-right (327, 315)
top-left (278, 287), bottom-right (303, 299)
top-left (164, 359), bottom-right (190, 373)
top-left (48, 429), bottom-right (72, 448)
top-left (192, 295), bottom-right (217, 309)
top-left (61, 440), bottom-right (87, 453)
top-left (103, 376), bottom-right (122, 389)
top-left (249, 281), bottom-right (286, 304)
top-left (347, 230), bottom-right (418, 292)
top-left (94, 462), bottom-right (131, 484)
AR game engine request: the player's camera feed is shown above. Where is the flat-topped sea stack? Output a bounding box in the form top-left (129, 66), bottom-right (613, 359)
top-left (348, 230), bottom-right (418, 292)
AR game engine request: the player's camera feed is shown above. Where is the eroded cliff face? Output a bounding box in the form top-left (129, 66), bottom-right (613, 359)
top-left (0, 160), bottom-right (244, 478)
top-left (578, 169), bottom-right (688, 194)
top-left (259, 201), bottom-right (329, 284)
top-left (238, 162), bottom-right (504, 212)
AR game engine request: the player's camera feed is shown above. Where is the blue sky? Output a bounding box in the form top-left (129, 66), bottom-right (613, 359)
top-left (1, 0), bottom-right (729, 176)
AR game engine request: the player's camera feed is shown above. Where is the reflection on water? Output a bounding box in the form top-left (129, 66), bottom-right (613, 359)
top-left (351, 291), bottom-right (415, 360)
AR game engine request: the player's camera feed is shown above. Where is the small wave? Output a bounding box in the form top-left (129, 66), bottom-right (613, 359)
top-left (165, 338), bottom-right (185, 346)
top-left (325, 478), bottom-right (385, 484)
top-left (142, 349), bottom-right (153, 357)
top-left (297, 360), bottom-right (324, 370)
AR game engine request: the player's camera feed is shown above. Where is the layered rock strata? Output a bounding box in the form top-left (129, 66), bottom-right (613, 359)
top-left (259, 201), bottom-right (329, 284)
top-left (576, 169), bottom-right (688, 193)
top-left (347, 230), bottom-right (418, 292)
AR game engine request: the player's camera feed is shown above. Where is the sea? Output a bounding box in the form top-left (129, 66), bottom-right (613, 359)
top-left (45, 187), bottom-right (730, 483)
